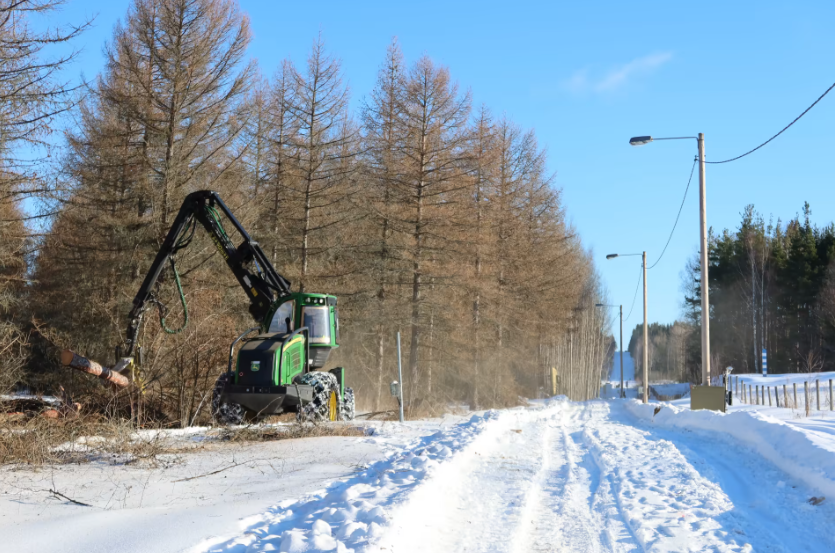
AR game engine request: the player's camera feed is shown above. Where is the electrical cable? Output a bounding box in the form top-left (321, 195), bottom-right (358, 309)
top-left (647, 156), bottom-right (697, 270)
top-left (706, 79), bottom-right (835, 164)
top-left (623, 265), bottom-right (643, 323)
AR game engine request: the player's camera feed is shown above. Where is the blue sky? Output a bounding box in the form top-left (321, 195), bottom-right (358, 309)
top-left (44, 0), bottom-right (835, 346)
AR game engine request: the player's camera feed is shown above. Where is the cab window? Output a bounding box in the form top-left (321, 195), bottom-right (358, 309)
top-left (302, 306), bottom-right (331, 344)
top-left (268, 301), bottom-right (295, 334)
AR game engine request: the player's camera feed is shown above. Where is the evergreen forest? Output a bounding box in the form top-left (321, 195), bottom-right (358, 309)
top-left (628, 203), bottom-right (835, 383)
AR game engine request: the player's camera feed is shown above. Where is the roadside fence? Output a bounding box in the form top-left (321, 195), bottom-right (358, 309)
top-left (732, 376), bottom-right (833, 416)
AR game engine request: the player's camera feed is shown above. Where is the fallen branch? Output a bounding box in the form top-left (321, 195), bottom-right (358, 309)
top-left (48, 488), bottom-right (94, 507)
top-left (172, 458), bottom-right (300, 483)
top-left (172, 460), bottom-right (251, 483)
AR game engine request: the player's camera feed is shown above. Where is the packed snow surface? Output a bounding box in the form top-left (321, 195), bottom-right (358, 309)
top-left (5, 398), bottom-right (835, 552)
top-left (200, 399), bottom-right (834, 553)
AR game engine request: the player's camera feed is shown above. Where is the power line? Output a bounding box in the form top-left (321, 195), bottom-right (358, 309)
top-left (647, 156), bottom-right (697, 270)
top-left (623, 265), bottom-right (643, 323)
top-left (706, 79), bottom-right (835, 164)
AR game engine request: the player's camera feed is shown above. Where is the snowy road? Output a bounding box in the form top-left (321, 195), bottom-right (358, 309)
top-left (374, 401), bottom-right (834, 553)
top-left (207, 399), bottom-right (835, 553)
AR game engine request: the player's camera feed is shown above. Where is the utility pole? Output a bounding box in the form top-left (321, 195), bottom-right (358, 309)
top-left (642, 251), bottom-right (648, 404)
top-left (629, 133), bottom-right (712, 386)
top-left (698, 133), bottom-right (711, 385)
top-left (619, 304), bottom-right (624, 398)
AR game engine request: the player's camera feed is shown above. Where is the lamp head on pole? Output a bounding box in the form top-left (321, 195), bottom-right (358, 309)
top-left (606, 253), bottom-right (619, 259)
top-left (594, 303), bottom-right (604, 307)
top-left (629, 136), bottom-right (653, 146)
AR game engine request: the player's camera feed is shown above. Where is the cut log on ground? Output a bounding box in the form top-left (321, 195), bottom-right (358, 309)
top-left (60, 350), bottom-right (131, 388)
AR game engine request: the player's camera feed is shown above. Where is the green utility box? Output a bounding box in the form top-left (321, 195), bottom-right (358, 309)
top-left (690, 385), bottom-right (727, 412)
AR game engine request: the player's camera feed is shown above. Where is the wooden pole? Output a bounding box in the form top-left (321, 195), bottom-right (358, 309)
top-left (830, 379), bottom-right (833, 411)
top-left (804, 381), bottom-right (810, 417)
top-left (697, 134), bottom-right (711, 384)
top-left (756, 385), bottom-right (760, 405)
top-left (60, 350), bottom-right (130, 388)
top-left (642, 251), bottom-right (648, 404)
top-left (817, 380), bottom-right (821, 411)
top-left (793, 383), bottom-right (798, 409)
top-left (768, 386), bottom-right (772, 407)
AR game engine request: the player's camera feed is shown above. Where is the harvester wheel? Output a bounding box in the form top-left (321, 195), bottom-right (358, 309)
top-left (340, 387), bottom-right (355, 421)
top-left (296, 371), bottom-right (340, 422)
top-left (211, 373), bottom-right (245, 425)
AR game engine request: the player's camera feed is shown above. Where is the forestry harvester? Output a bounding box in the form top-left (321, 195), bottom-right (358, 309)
top-left (61, 190), bottom-right (354, 424)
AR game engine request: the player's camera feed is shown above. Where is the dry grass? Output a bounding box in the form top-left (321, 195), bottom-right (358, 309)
top-left (215, 422), bottom-right (368, 443)
top-left (0, 414), bottom-right (370, 466)
top-left (0, 416), bottom-right (170, 466)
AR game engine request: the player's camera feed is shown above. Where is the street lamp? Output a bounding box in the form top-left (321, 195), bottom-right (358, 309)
top-left (607, 252), bottom-right (648, 404)
top-left (596, 302), bottom-right (624, 398)
top-left (628, 133), bottom-right (711, 386)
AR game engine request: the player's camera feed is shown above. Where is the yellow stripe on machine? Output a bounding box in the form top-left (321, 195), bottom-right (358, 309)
top-left (283, 336), bottom-right (304, 351)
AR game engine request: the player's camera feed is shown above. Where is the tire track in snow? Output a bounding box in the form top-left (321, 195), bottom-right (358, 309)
top-left (380, 401), bottom-right (644, 553)
top-left (538, 403), bottom-right (638, 553)
top-left (372, 405), bottom-right (559, 553)
top-left (543, 409), bottom-right (604, 552)
top-left (586, 401), bottom-right (763, 552)
top-left (512, 402), bottom-right (639, 553)
top-left (198, 399), bottom-right (833, 553)
top-left (508, 419), bottom-right (555, 553)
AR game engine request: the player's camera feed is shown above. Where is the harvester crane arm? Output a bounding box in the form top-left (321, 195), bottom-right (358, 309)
top-left (123, 190), bottom-right (291, 357)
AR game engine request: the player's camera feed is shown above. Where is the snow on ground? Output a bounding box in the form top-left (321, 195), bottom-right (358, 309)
top-left (728, 371), bottom-right (835, 411)
top-left (0, 418), bottom-right (464, 553)
top-left (196, 399), bottom-right (835, 553)
top-left (201, 411), bottom-right (510, 553)
top-left (628, 400), bottom-right (835, 500)
top-left (6, 391), bottom-right (835, 552)
top-left (731, 370), bottom-right (835, 388)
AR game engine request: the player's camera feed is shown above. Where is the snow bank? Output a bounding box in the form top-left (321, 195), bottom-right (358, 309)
top-left (198, 410), bottom-right (510, 553)
top-left (731, 370), bottom-right (835, 386)
top-left (625, 400), bottom-right (835, 498)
